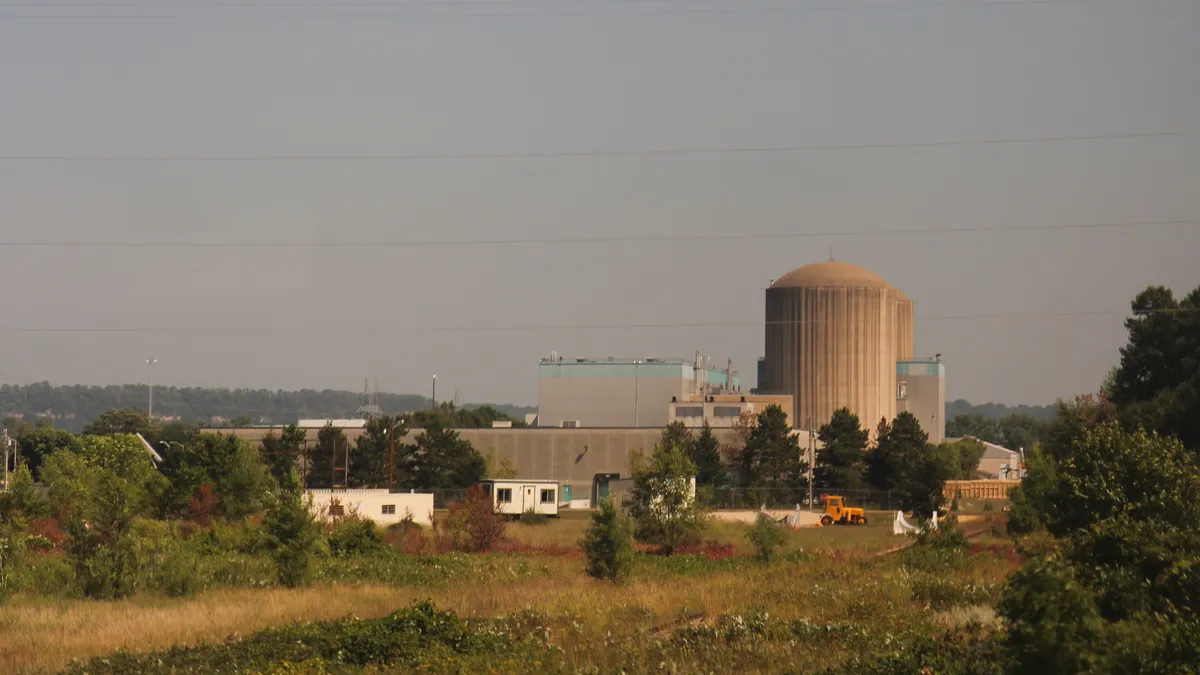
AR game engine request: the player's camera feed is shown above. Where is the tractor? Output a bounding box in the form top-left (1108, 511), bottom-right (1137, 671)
top-left (818, 494), bottom-right (868, 526)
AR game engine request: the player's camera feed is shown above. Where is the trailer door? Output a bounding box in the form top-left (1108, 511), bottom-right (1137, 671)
top-left (522, 485), bottom-right (536, 513)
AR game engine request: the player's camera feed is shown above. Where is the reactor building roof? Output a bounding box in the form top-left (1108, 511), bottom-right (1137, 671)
top-left (769, 260), bottom-right (894, 290)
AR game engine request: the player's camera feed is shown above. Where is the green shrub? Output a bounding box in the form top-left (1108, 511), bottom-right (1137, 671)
top-left (326, 515), bottom-right (386, 558)
top-left (916, 516), bottom-right (969, 551)
top-left (746, 512), bottom-right (788, 562)
top-left (910, 576), bottom-right (1001, 610)
top-left (950, 497), bottom-right (960, 512)
top-left (518, 509), bottom-right (550, 526)
top-left (11, 551), bottom-right (78, 598)
top-left (61, 600), bottom-right (506, 674)
top-left (581, 498), bottom-right (635, 581)
top-left (263, 470), bottom-right (322, 588)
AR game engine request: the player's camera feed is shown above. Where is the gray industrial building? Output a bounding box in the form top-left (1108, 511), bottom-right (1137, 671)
top-left (896, 359), bottom-right (946, 443)
top-left (536, 353), bottom-right (740, 428)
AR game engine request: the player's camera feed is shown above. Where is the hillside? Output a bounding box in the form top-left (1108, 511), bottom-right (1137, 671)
top-left (0, 382), bottom-right (535, 432)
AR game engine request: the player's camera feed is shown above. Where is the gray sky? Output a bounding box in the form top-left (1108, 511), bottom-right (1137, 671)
top-left (1, 0), bottom-right (1198, 407)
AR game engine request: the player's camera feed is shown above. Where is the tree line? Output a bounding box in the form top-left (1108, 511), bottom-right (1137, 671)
top-left (0, 383), bottom-right (533, 432)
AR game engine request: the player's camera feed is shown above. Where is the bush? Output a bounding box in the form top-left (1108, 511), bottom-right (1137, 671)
top-left (950, 497), bottom-right (960, 512)
top-left (61, 600), bottom-right (506, 674)
top-left (913, 516), bottom-right (969, 554)
top-left (746, 512), bottom-right (788, 562)
top-left (263, 470), bottom-right (323, 588)
top-left (327, 515), bottom-right (386, 557)
top-left (0, 535), bottom-right (15, 604)
top-left (581, 498), bottom-right (635, 581)
top-left (518, 509), bottom-right (550, 526)
top-left (441, 485), bottom-right (506, 553)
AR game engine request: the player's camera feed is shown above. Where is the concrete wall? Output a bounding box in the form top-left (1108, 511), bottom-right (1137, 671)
top-left (538, 375), bottom-right (688, 428)
top-left (307, 489), bottom-right (434, 526)
top-left (764, 285), bottom-right (902, 434)
top-left (231, 427), bottom-right (743, 502)
top-left (896, 361), bottom-right (946, 443)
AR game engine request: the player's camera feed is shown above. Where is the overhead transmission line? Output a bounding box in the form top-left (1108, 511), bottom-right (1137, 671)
top-left (0, 130), bottom-right (1188, 162)
top-left (0, 309), bottom-right (1194, 335)
top-left (0, 0), bottom-right (1156, 19)
top-left (0, 218), bottom-right (1194, 249)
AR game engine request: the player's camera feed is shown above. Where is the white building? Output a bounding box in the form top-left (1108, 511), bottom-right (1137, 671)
top-left (479, 479), bottom-right (560, 517)
top-left (307, 489), bottom-right (434, 526)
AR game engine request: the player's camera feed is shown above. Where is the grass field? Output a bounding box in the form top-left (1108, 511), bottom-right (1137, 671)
top-left (0, 512), bottom-right (1013, 673)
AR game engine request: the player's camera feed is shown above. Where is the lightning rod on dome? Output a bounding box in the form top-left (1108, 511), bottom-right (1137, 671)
top-left (828, 246), bottom-right (834, 262)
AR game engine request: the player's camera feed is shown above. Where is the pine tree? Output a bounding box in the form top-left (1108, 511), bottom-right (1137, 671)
top-left (814, 408), bottom-right (869, 490)
top-left (866, 412), bottom-right (928, 492)
top-left (263, 469), bottom-right (322, 588)
top-left (691, 422), bottom-right (724, 486)
top-left (581, 498), bottom-right (635, 581)
top-left (741, 405), bottom-right (806, 492)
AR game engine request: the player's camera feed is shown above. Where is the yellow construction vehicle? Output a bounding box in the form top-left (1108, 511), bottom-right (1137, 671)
top-left (818, 494), bottom-right (868, 526)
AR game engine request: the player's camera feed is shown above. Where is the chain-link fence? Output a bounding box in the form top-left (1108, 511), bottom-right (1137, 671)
top-left (424, 485), bottom-right (892, 511)
top-left (704, 486), bottom-right (895, 511)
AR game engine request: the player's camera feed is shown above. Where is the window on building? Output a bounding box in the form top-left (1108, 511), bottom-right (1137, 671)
top-left (712, 406), bottom-right (742, 418)
top-left (497, 488), bottom-right (513, 503)
top-left (381, 504), bottom-right (396, 515)
top-left (540, 488), bottom-right (555, 504)
top-left (675, 406), bottom-right (704, 418)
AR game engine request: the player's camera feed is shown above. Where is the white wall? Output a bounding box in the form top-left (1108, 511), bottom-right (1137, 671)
top-left (307, 489), bottom-right (434, 526)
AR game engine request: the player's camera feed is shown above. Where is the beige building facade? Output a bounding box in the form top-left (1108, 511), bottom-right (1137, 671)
top-left (759, 261), bottom-right (915, 434)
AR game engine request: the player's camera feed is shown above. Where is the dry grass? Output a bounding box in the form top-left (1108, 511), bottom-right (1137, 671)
top-left (1, 516), bottom-right (1011, 674)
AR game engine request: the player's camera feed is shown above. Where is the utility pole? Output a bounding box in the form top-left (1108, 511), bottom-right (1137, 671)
top-left (3, 427), bottom-right (11, 490)
top-left (146, 358), bottom-right (157, 418)
top-left (808, 428), bottom-right (816, 512)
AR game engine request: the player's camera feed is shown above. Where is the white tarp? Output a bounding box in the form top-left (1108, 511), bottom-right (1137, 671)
top-left (893, 510), bottom-right (939, 535)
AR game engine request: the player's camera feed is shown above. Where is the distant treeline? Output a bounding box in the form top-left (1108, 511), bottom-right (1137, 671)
top-left (944, 399), bottom-right (1056, 422)
top-left (0, 382), bottom-right (536, 433)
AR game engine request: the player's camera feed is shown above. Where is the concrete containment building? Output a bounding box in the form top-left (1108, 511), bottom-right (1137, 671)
top-left (758, 261), bottom-right (915, 433)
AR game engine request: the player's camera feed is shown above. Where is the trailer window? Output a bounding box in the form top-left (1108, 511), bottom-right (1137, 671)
top-left (497, 488), bottom-right (513, 503)
top-left (381, 505), bottom-right (396, 515)
top-left (540, 489), bottom-right (555, 504)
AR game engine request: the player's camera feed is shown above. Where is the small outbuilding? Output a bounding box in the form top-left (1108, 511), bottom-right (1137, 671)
top-left (479, 479), bottom-right (560, 517)
top-left (307, 489), bottom-right (434, 526)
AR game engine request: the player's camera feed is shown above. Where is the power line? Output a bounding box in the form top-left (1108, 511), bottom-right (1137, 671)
top-left (0, 131), bottom-right (1187, 162)
top-left (0, 218), bottom-right (1194, 249)
top-left (0, 309), bottom-right (1191, 335)
top-left (0, 0), bottom-right (1150, 19)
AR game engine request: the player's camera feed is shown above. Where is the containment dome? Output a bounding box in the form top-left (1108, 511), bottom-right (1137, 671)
top-left (770, 261), bottom-right (894, 290)
top-left (762, 260), bottom-right (913, 435)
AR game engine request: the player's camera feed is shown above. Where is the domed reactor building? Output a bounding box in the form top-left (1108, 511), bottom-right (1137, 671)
top-left (756, 260), bottom-right (943, 441)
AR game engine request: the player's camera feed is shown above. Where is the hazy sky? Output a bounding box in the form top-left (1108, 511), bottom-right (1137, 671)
top-left (1, 0), bottom-right (1198, 407)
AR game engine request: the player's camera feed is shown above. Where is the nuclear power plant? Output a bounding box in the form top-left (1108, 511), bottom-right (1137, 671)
top-left (756, 260), bottom-right (943, 441)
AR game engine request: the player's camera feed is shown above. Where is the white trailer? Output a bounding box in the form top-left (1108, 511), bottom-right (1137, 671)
top-left (479, 479), bottom-right (560, 518)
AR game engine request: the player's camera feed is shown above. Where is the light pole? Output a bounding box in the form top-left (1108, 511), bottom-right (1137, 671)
top-left (146, 358), bottom-right (157, 418)
top-left (431, 374), bottom-right (438, 410)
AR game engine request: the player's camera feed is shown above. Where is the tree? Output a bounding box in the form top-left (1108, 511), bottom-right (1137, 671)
top-left (82, 408), bottom-right (153, 436)
top-left (865, 412), bottom-right (928, 492)
top-left (747, 512), bottom-right (788, 562)
top-left (0, 463), bottom-right (49, 522)
top-left (484, 455), bottom-right (519, 479)
top-left (261, 424), bottom-right (307, 484)
top-left (13, 424), bottom-right (81, 480)
top-left (894, 443), bottom-right (954, 516)
top-left (350, 416), bottom-right (402, 488)
top-left (739, 405), bottom-right (806, 494)
top-left (305, 423), bottom-right (347, 489)
top-left (997, 413), bottom-right (1050, 452)
top-left (934, 437), bottom-right (987, 480)
top-left (160, 433), bottom-right (272, 520)
top-left (945, 413), bottom-right (1003, 444)
top-left (814, 408), bottom-right (868, 490)
top-left (263, 469), bottom-right (322, 588)
top-left (690, 423), bottom-right (724, 486)
top-left (627, 442), bottom-right (706, 555)
top-left (581, 498), bottom-right (635, 581)
top-left (77, 434), bottom-right (169, 517)
top-left (400, 424), bottom-right (486, 491)
top-left (1107, 285), bottom-right (1200, 451)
